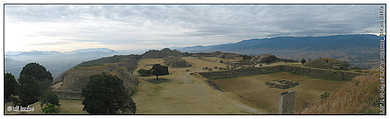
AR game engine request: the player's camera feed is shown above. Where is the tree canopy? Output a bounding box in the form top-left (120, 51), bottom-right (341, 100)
top-left (301, 58), bottom-right (306, 64)
top-left (151, 64), bottom-right (169, 80)
top-left (40, 91), bottom-right (60, 106)
top-left (82, 73), bottom-right (136, 114)
top-left (18, 63), bottom-right (53, 106)
top-left (4, 73), bottom-right (19, 102)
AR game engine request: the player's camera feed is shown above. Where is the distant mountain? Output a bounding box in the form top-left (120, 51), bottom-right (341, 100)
top-left (5, 48), bottom-right (145, 79)
top-left (67, 48), bottom-right (117, 54)
top-left (5, 58), bottom-right (26, 79)
top-left (178, 34), bottom-right (382, 68)
top-left (18, 51), bottom-right (62, 56)
top-left (116, 49), bottom-right (149, 55)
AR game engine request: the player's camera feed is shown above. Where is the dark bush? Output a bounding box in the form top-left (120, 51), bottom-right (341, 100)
top-left (42, 103), bottom-right (59, 113)
top-left (40, 91), bottom-right (60, 106)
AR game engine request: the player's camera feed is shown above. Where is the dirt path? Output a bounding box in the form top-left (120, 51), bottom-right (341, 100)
top-left (132, 57), bottom-right (265, 114)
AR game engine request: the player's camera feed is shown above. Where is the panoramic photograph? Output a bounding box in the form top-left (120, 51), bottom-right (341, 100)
top-left (3, 4), bottom-right (386, 115)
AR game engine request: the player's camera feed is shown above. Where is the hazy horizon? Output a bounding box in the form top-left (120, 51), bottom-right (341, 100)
top-left (5, 5), bottom-right (382, 52)
top-left (5, 33), bottom-right (380, 53)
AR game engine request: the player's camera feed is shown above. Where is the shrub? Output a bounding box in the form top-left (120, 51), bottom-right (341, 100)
top-left (40, 91), bottom-right (60, 107)
top-left (320, 92), bottom-right (330, 99)
top-left (42, 103), bottom-right (59, 113)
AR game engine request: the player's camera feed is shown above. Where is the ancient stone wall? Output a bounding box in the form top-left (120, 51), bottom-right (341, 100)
top-left (199, 65), bottom-right (362, 81)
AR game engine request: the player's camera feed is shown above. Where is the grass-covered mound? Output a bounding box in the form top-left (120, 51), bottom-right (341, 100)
top-left (248, 54), bottom-right (297, 64)
top-left (53, 55), bottom-right (141, 99)
top-left (142, 48), bottom-right (184, 58)
top-left (164, 56), bottom-right (192, 68)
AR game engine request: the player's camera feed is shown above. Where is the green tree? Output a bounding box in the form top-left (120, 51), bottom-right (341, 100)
top-left (301, 58), bottom-right (306, 65)
top-left (40, 91), bottom-right (60, 106)
top-left (40, 91), bottom-right (60, 113)
top-left (41, 103), bottom-right (59, 113)
top-left (4, 73), bottom-right (19, 102)
top-left (151, 64), bottom-right (169, 80)
top-left (18, 63), bottom-right (53, 106)
top-left (82, 73), bottom-right (136, 114)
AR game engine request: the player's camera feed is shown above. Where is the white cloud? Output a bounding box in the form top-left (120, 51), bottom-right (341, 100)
top-left (4, 5), bottom-right (383, 52)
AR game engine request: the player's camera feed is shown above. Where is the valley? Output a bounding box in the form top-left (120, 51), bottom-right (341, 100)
top-left (6, 46), bottom-right (378, 114)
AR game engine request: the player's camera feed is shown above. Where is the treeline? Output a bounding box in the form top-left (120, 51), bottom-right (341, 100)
top-left (5, 63), bottom-right (59, 113)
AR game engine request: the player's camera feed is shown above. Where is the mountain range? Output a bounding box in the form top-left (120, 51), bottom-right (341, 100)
top-left (177, 34), bottom-right (382, 68)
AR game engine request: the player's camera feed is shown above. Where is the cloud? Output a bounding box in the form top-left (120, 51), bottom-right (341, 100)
top-left (5, 5), bottom-right (383, 51)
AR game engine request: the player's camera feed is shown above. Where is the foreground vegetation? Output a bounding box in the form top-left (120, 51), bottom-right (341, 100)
top-left (302, 70), bottom-right (381, 114)
top-left (5, 63), bottom-right (136, 114)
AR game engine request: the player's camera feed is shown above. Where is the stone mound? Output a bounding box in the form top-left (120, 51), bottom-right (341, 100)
top-left (265, 79), bottom-right (299, 89)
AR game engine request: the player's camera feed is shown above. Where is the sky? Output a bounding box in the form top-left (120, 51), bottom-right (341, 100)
top-left (5, 5), bottom-right (383, 52)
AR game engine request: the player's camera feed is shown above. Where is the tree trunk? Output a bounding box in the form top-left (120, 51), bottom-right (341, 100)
top-left (156, 74), bottom-right (159, 80)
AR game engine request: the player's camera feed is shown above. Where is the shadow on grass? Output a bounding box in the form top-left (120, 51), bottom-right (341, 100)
top-left (145, 78), bottom-right (170, 84)
top-left (206, 80), bottom-right (224, 92)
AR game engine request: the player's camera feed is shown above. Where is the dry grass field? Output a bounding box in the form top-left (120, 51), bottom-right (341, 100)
top-left (211, 72), bottom-right (350, 113)
top-left (133, 57), bottom-right (265, 114)
top-left (302, 74), bottom-right (380, 114)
